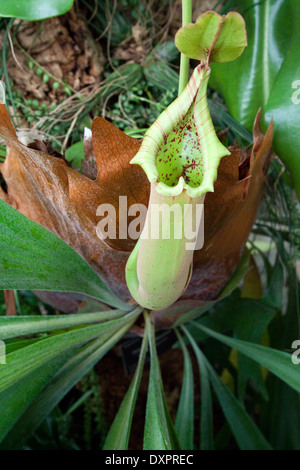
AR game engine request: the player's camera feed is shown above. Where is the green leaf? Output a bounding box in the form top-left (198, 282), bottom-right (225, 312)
top-left (0, 0), bottom-right (74, 20)
top-left (210, 0), bottom-right (300, 199)
top-left (175, 11), bottom-right (247, 63)
top-left (143, 314), bottom-right (180, 450)
top-left (261, 375), bottom-right (300, 450)
top-left (210, 0), bottom-right (292, 128)
top-left (143, 61), bottom-right (179, 91)
top-left (195, 323), bottom-right (300, 394)
top-left (261, 257), bottom-right (284, 310)
top-left (214, 423), bottom-right (232, 450)
top-left (193, 293), bottom-right (277, 399)
top-left (65, 141), bottom-right (84, 169)
top-left (0, 309), bottom-right (126, 340)
top-left (218, 247), bottom-right (251, 299)
top-left (174, 330), bottom-right (194, 450)
top-left (263, 1), bottom-right (300, 199)
top-left (1, 320), bottom-right (135, 449)
top-left (203, 351), bottom-right (272, 450)
top-left (183, 328), bottom-right (271, 450)
top-left (145, 40), bottom-right (179, 64)
top-left (101, 63), bottom-right (143, 100)
top-left (173, 249), bottom-right (251, 327)
top-left (181, 327), bottom-right (213, 450)
top-left (103, 326), bottom-right (148, 450)
top-left (5, 338), bottom-right (42, 354)
top-left (0, 348), bottom-right (75, 442)
top-left (0, 199), bottom-right (129, 310)
top-left (197, 298), bottom-right (276, 341)
top-left (260, 262), bottom-right (300, 450)
top-left (208, 99), bottom-right (253, 146)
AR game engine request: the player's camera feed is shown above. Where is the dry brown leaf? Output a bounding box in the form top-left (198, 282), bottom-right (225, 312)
top-left (90, 117), bottom-right (150, 251)
top-left (0, 105), bottom-right (148, 300)
top-left (0, 104), bottom-right (273, 319)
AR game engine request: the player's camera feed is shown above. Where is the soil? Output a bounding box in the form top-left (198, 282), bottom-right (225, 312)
top-left (0, 8), bottom-right (104, 105)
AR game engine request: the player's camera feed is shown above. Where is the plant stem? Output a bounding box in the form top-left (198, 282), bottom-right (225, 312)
top-left (178, 0), bottom-right (192, 95)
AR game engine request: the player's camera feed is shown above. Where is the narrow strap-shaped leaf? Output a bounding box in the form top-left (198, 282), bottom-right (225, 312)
top-left (103, 324), bottom-right (148, 450)
top-left (0, 321), bottom-right (134, 449)
top-left (208, 99), bottom-right (252, 145)
top-left (0, 319), bottom-right (133, 441)
top-left (204, 353), bottom-right (272, 450)
top-left (0, 309), bottom-right (126, 340)
top-left (0, 311), bottom-right (140, 442)
top-left (194, 323), bottom-right (300, 394)
top-left (5, 338), bottom-right (42, 355)
top-left (183, 329), bottom-right (272, 450)
top-left (0, 346), bottom-right (77, 442)
top-left (174, 329), bottom-right (194, 450)
top-left (0, 199), bottom-right (129, 310)
top-left (173, 249), bottom-right (251, 327)
top-left (143, 313), bottom-right (180, 450)
top-left (0, 309), bottom-right (141, 393)
top-left (181, 326), bottom-right (213, 450)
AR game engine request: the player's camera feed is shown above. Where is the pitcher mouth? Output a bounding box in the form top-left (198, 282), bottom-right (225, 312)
top-left (130, 65), bottom-right (230, 199)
